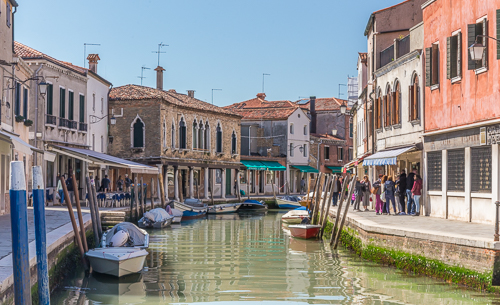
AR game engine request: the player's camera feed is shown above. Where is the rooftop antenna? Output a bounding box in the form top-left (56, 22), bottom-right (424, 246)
top-left (137, 66), bottom-right (150, 86)
top-left (152, 42), bottom-right (169, 67)
top-left (338, 84), bottom-right (346, 99)
top-left (262, 73), bottom-right (270, 93)
top-left (84, 43), bottom-right (101, 68)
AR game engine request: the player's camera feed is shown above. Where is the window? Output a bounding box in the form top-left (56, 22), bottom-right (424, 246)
top-left (79, 95), bottom-right (85, 123)
top-left (216, 123), bottom-right (222, 153)
top-left (163, 119), bottom-right (167, 148)
top-left (375, 88), bottom-right (382, 129)
top-left (46, 161), bottom-right (54, 187)
top-left (348, 147), bottom-right (353, 161)
top-left (447, 32), bottom-right (462, 79)
top-left (290, 124), bottom-right (294, 134)
top-left (47, 84), bottom-right (53, 115)
top-left (425, 43), bottom-right (440, 87)
top-left (266, 171), bottom-right (274, 184)
top-left (468, 18), bottom-right (488, 71)
top-left (231, 131), bottom-right (237, 154)
top-left (409, 75), bottom-right (420, 121)
top-left (204, 122), bottom-right (210, 150)
top-left (198, 120), bottom-right (203, 149)
top-left (471, 146), bottom-right (492, 193)
top-left (303, 144), bottom-right (307, 157)
top-left (22, 87), bottom-right (28, 118)
top-left (92, 134), bottom-right (95, 151)
top-left (171, 123), bottom-right (176, 148)
top-left (92, 94), bottom-right (95, 112)
top-left (14, 82), bottom-right (20, 116)
top-left (427, 151), bottom-right (442, 191)
top-left (193, 121), bottom-right (198, 149)
top-left (133, 117), bottom-right (145, 148)
top-left (324, 146), bottom-right (330, 160)
top-left (290, 143), bottom-right (294, 157)
top-left (303, 125), bottom-right (307, 135)
top-left (384, 85), bottom-right (391, 127)
top-left (68, 91), bottom-right (74, 121)
top-left (392, 82), bottom-right (401, 125)
top-left (447, 149), bottom-right (465, 191)
top-left (179, 118), bottom-right (186, 149)
top-left (6, 2), bottom-right (10, 27)
top-left (349, 121), bottom-right (353, 138)
top-left (338, 147), bottom-right (344, 162)
top-left (59, 88), bottom-right (66, 118)
top-left (240, 170), bottom-right (247, 184)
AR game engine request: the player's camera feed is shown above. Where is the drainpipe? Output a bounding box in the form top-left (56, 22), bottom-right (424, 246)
top-left (316, 139), bottom-right (322, 171)
top-left (34, 64), bottom-right (44, 166)
top-left (11, 6), bottom-right (17, 134)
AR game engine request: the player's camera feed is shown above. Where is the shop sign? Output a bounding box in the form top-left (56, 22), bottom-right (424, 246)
top-left (485, 125), bottom-right (500, 145)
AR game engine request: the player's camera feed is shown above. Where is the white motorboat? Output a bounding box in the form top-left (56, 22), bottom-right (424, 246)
top-left (171, 199), bottom-right (208, 220)
top-left (169, 207), bottom-right (183, 223)
top-left (138, 208), bottom-right (173, 229)
top-left (276, 195), bottom-right (302, 209)
top-left (207, 203), bottom-right (242, 214)
top-left (238, 199), bottom-right (268, 211)
top-left (281, 207), bottom-right (309, 224)
top-left (86, 222), bottom-right (149, 277)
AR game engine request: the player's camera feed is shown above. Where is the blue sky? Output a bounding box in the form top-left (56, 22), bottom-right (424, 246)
top-left (16, 0), bottom-right (401, 106)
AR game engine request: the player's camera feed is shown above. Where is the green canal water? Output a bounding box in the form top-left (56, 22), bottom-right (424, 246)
top-left (51, 211), bottom-right (500, 304)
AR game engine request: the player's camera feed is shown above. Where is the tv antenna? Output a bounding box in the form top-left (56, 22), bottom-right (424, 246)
top-left (137, 66), bottom-right (150, 86)
top-left (83, 43), bottom-right (100, 68)
top-left (262, 73), bottom-right (270, 93)
top-left (152, 42), bottom-right (169, 66)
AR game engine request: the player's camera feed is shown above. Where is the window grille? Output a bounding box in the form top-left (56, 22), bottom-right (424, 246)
top-left (427, 151), bottom-right (442, 191)
top-left (471, 146), bottom-right (492, 193)
top-left (447, 149), bottom-right (465, 191)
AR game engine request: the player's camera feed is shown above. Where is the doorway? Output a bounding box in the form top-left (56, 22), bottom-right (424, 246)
top-left (259, 170), bottom-right (264, 193)
top-left (250, 171), bottom-right (255, 193)
top-left (226, 169), bottom-right (232, 196)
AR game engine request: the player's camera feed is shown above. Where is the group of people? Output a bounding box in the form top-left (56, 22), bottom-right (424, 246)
top-left (351, 169), bottom-right (423, 216)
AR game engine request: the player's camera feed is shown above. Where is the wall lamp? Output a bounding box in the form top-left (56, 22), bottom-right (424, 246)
top-left (90, 114), bottom-right (116, 125)
top-left (469, 35), bottom-right (500, 61)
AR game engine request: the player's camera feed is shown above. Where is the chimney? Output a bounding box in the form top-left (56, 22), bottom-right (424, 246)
top-left (154, 66), bottom-right (165, 90)
top-left (87, 54), bottom-right (100, 73)
top-left (310, 96), bottom-right (316, 134)
top-left (187, 90), bottom-right (195, 98)
top-left (256, 93), bottom-right (266, 100)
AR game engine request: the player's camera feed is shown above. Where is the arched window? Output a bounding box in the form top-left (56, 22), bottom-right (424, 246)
top-left (384, 84), bottom-right (391, 127)
top-left (303, 125), bottom-right (307, 135)
top-left (179, 118), bottom-right (187, 149)
top-left (216, 123), bottom-right (222, 153)
top-left (132, 116), bottom-right (145, 148)
top-left (198, 120), bottom-right (204, 149)
top-left (393, 81), bottom-right (401, 125)
top-left (231, 131), bottom-right (237, 154)
top-left (204, 121), bottom-right (210, 150)
top-left (171, 122), bottom-right (176, 148)
top-left (192, 120), bottom-right (198, 149)
top-left (290, 123), bottom-right (294, 134)
top-left (410, 74), bottom-right (420, 121)
top-left (376, 87), bottom-right (382, 129)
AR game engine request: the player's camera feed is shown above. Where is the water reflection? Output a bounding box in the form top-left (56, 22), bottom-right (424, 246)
top-left (51, 212), bottom-right (500, 304)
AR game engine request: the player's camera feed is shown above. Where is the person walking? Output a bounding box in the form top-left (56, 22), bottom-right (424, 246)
top-left (101, 175), bottom-right (111, 193)
top-left (300, 177), bottom-right (306, 194)
top-left (362, 176), bottom-right (371, 211)
top-left (332, 176), bottom-right (341, 206)
top-left (398, 170), bottom-right (407, 214)
top-left (406, 169), bottom-right (416, 215)
top-left (372, 174), bottom-right (383, 215)
top-left (353, 177), bottom-right (363, 211)
top-left (384, 176), bottom-right (397, 215)
top-left (57, 174), bottom-right (65, 205)
top-left (411, 174), bottom-right (423, 216)
top-left (124, 174), bottom-right (132, 192)
top-left (66, 174), bottom-right (74, 205)
top-left (117, 175), bottom-right (124, 192)
top-left (380, 175), bottom-right (388, 214)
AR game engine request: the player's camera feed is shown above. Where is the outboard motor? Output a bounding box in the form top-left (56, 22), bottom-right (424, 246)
top-left (109, 230), bottom-right (129, 247)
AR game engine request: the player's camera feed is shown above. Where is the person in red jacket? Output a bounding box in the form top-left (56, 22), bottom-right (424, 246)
top-left (411, 174), bottom-right (423, 216)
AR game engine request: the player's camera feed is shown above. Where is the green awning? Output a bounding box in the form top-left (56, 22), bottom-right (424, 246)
top-left (261, 161), bottom-right (286, 171)
top-left (241, 160), bottom-right (267, 170)
top-left (291, 165), bottom-right (319, 173)
top-left (327, 166), bottom-right (343, 173)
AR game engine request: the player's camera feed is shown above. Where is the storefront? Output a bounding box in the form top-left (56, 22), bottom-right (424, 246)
top-left (240, 160), bottom-right (286, 196)
top-left (362, 146), bottom-right (420, 181)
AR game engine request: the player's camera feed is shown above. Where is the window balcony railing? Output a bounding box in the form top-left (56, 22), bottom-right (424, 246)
top-left (79, 122), bottom-right (88, 132)
top-left (397, 35), bottom-right (410, 58)
top-left (379, 45), bottom-right (394, 68)
top-left (45, 114), bottom-right (57, 126)
top-left (68, 120), bottom-right (78, 130)
top-left (58, 117), bottom-right (68, 128)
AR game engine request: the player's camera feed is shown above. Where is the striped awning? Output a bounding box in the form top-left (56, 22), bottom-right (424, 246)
top-left (362, 146), bottom-right (415, 166)
top-left (240, 160), bottom-right (286, 171)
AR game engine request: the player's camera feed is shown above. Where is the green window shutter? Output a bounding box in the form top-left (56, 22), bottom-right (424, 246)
top-left (497, 10), bottom-right (500, 59)
top-left (68, 91), bottom-right (74, 121)
top-left (482, 19), bottom-right (488, 69)
top-left (446, 36), bottom-right (452, 79)
top-left (79, 95), bottom-right (85, 123)
top-left (59, 88), bottom-right (66, 118)
top-left (47, 84), bottom-right (53, 115)
top-left (467, 24), bottom-right (477, 70)
top-left (14, 82), bottom-right (20, 116)
top-left (457, 32), bottom-right (462, 77)
top-left (23, 88), bottom-right (28, 119)
top-left (425, 47), bottom-right (432, 87)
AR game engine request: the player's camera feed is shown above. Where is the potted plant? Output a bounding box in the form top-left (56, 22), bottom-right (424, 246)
top-left (24, 119), bottom-right (33, 127)
top-left (15, 115), bottom-right (24, 122)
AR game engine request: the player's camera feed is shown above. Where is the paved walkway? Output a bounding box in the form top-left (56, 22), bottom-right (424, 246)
top-left (329, 205), bottom-right (500, 249)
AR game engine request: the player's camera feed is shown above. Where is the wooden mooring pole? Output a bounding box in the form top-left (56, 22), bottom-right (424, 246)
top-left (311, 173), bottom-right (325, 224)
top-left (72, 172), bottom-right (88, 252)
top-left (158, 172), bottom-right (166, 208)
top-left (91, 183), bottom-right (103, 237)
top-left (333, 174), bottom-right (357, 249)
top-left (86, 176), bottom-right (100, 246)
top-left (329, 175), bottom-right (350, 245)
top-left (320, 175), bottom-right (337, 239)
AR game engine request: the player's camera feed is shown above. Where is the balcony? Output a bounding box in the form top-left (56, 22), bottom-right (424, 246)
top-left (379, 45), bottom-right (394, 68)
top-left (396, 35), bottom-right (410, 58)
top-left (68, 120), bottom-right (78, 130)
top-left (58, 117), bottom-right (68, 129)
top-left (78, 122), bottom-right (88, 132)
top-left (45, 114), bottom-right (57, 126)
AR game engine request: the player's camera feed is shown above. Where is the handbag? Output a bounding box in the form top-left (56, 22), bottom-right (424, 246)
top-left (380, 191), bottom-right (386, 202)
top-left (370, 187), bottom-right (379, 194)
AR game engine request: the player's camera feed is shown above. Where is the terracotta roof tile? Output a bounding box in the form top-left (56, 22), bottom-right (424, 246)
top-left (109, 84), bottom-right (239, 117)
top-left (295, 97), bottom-right (350, 112)
top-left (224, 94), bottom-right (299, 120)
top-left (311, 133), bottom-right (345, 141)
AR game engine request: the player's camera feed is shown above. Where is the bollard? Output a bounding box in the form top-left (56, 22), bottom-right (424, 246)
top-left (495, 201), bottom-right (500, 241)
top-left (9, 161), bottom-right (31, 304)
top-left (32, 166), bottom-right (50, 305)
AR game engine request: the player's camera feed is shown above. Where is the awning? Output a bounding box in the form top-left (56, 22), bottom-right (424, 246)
top-left (362, 146), bottom-right (415, 166)
top-left (49, 145), bottom-right (159, 174)
top-left (261, 161), bottom-right (286, 171)
top-left (241, 160), bottom-right (267, 170)
top-left (327, 166), bottom-right (343, 173)
top-left (291, 165), bottom-right (319, 173)
top-left (0, 130), bottom-right (42, 155)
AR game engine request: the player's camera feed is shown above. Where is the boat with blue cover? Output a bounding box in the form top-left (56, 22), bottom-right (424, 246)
top-left (170, 199), bottom-right (208, 220)
top-left (238, 199), bottom-right (268, 210)
top-left (276, 195), bottom-right (303, 209)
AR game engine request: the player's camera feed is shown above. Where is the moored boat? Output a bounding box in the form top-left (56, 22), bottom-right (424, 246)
top-left (281, 207), bottom-right (309, 224)
top-left (207, 203), bottom-right (242, 214)
top-left (276, 195), bottom-right (302, 209)
top-left (86, 222), bottom-right (149, 277)
top-left (171, 199), bottom-right (208, 220)
top-left (138, 208), bottom-right (173, 229)
top-left (166, 206), bottom-right (183, 223)
top-left (288, 224), bottom-right (322, 239)
top-left (238, 199), bottom-right (268, 210)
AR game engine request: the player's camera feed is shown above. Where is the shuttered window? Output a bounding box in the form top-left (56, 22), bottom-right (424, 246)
top-left (425, 44), bottom-right (440, 86)
top-left (68, 91), bottom-right (74, 121)
top-left (14, 82), bottom-right (20, 116)
top-left (497, 10), bottom-right (500, 59)
top-left (447, 149), bottom-right (465, 192)
top-left (471, 146), bottom-right (492, 193)
top-left (409, 75), bottom-right (420, 121)
top-left (468, 19), bottom-right (488, 70)
top-left (23, 88), bottom-right (28, 119)
top-left (393, 83), bottom-right (401, 125)
top-left (59, 88), bottom-right (66, 118)
top-left (324, 146), bottom-right (329, 160)
top-left (47, 84), bottom-right (53, 115)
top-left (446, 33), bottom-right (461, 79)
top-left (79, 95), bottom-right (85, 123)
top-left (427, 151), bottom-right (442, 191)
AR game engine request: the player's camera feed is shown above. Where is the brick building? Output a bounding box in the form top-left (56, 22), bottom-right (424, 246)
top-left (108, 68), bottom-right (242, 201)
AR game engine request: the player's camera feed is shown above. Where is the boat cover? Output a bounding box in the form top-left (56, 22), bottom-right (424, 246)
top-left (184, 198), bottom-right (207, 207)
top-left (144, 208), bottom-right (171, 222)
top-left (104, 222), bottom-right (147, 247)
top-left (294, 206), bottom-right (307, 211)
top-left (170, 208), bottom-right (183, 217)
top-left (279, 195), bottom-right (302, 202)
top-left (243, 199), bottom-right (263, 204)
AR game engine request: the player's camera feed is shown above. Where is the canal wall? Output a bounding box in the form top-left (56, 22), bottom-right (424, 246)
top-left (0, 214), bottom-right (92, 304)
top-left (326, 211), bottom-right (500, 292)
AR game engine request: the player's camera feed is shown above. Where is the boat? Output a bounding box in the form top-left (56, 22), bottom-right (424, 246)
top-left (281, 207), bottom-right (310, 224)
top-left (238, 199), bottom-right (268, 210)
top-left (207, 203), bottom-right (242, 214)
top-left (288, 224), bottom-right (322, 239)
top-left (171, 198), bottom-right (208, 220)
top-left (276, 195), bottom-right (302, 209)
top-left (85, 273), bottom-right (146, 304)
top-left (138, 208), bottom-right (173, 229)
top-left (166, 206), bottom-right (183, 223)
top-left (86, 222), bottom-right (149, 277)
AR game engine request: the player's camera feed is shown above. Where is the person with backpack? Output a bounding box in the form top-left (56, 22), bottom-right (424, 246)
top-left (384, 176), bottom-right (397, 215)
top-left (353, 177), bottom-right (364, 211)
top-left (411, 174), bottom-right (423, 216)
top-left (361, 175), bottom-right (371, 211)
top-left (406, 169), bottom-right (417, 215)
top-left (398, 170), bottom-right (407, 214)
top-left (124, 174), bottom-right (133, 192)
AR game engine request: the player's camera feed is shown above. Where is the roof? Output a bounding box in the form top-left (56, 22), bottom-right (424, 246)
top-left (109, 84), bottom-right (239, 117)
top-left (296, 97), bottom-right (351, 112)
top-left (224, 93), bottom-right (299, 120)
top-left (359, 52), bottom-right (368, 63)
top-left (364, 0), bottom-right (413, 36)
top-left (14, 41), bottom-right (88, 76)
top-left (311, 133), bottom-right (345, 141)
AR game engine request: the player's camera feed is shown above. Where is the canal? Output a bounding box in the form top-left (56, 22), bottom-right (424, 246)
top-left (51, 211), bottom-right (500, 304)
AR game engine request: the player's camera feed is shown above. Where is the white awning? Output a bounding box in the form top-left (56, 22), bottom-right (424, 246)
top-left (43, 151), bottom-right (57, 162)
top-left (363, 146), bottom-right (415, 166)
top-left (49, 145), bottom-right (159, 174)
top-left (0, 130), bottom-right (42, 156)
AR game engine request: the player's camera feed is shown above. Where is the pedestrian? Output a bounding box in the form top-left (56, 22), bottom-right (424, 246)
top-left (361, 175), bottom-right (371, 211)
top-left (406, 169), bottom-right (416, 215)
top-left (66, 173), bottom-right (74, 205)
top-left (353, 177), bottom-right (363, 211)
top-left (234, 179), bottom-right (238, 194)
top-left (124, 174), bottom-right (132, 192)
top-left (411, 174), bottom-right (423, 216)
top-left (398, 170), bottom-right (407, 214)
top-left (395, 175), bottom-right (404, 214)
top-left (90, 174), bottom-right (95, 186)
top-left (332, 175), bottom-right (341, 206)
top-left (372, 174), bottom-right (383, 215)
top-left (56, 174), bottom-right (65, 205)
top-left (117, 175), bottom-right (124, 192)
top-left (380, 175), bottom-right (388, 214)
top-left (300, 177), bottom-right (306, 194)
top-left (384, 176), bottom-right (397, 215)
top-left (101, 175), bottom-right (111, 193)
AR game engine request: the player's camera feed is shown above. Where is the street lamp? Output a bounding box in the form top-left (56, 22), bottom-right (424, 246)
top-left (340, 101), bottom-right (347, 115)
top-left (38, 81), bottom-right (48, 96)
top-left (90, 114), bottom-right (116, 125)
top-left (469, 35), bottom-right (500, 61)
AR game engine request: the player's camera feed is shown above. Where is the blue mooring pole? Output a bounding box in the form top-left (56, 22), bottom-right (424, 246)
top-left (33, 166), bottom-right (50, 304)
top-left (9, 161), bottom-right (31, 304)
